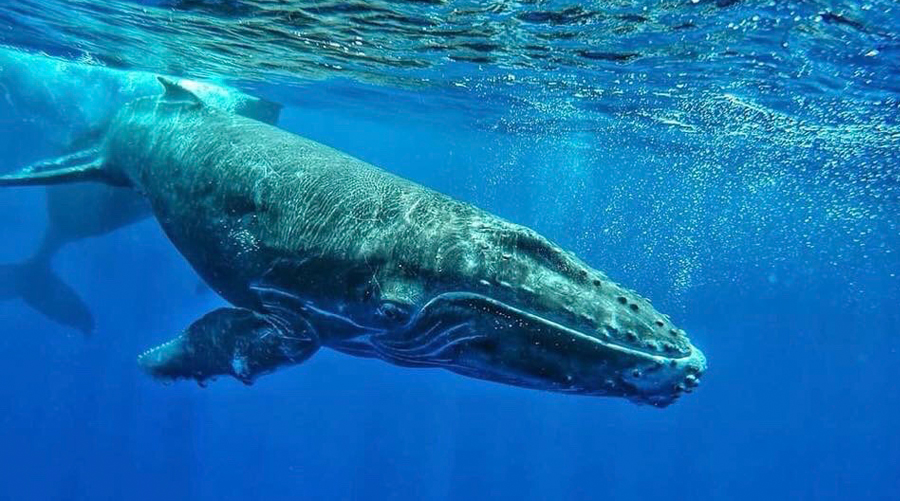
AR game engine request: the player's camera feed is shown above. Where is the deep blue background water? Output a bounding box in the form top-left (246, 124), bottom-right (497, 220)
top-left (1, 84), bottom-right (898, 500)
top-left (1, 0), bottom-right (899, 496)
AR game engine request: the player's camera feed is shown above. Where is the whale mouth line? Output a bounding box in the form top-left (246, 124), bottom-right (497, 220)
top-left (416, 292), bottom-right (692, 362)
top-left (452, 295), bottom-right (708, 404)
top-left (375, 291), bottom-right (706, 405)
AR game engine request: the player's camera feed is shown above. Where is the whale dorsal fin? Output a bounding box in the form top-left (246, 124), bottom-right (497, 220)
top-left (156, 76), bottom-right (203, 107)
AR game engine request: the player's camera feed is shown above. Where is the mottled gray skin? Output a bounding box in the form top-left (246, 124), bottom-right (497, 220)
top-left (2, 80), bottom-right (706, 406)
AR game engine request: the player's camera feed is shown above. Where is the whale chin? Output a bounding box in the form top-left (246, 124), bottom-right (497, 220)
top-left (366, 292), bottom-right (706, 407)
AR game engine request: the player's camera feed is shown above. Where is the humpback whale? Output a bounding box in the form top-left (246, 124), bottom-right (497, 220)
top-left (0, 79), bottom-right (706, 406)
top-left (0, 48), bottom-right (281, 334)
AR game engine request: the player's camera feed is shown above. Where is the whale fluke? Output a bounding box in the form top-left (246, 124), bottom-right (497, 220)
top-left (0, 258), bottom-right (94, 335)
top-left (0, 152), bottom-right (111, 333)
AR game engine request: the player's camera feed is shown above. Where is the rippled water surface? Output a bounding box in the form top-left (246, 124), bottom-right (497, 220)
top-left (3, 1), bottom-right (897, 301)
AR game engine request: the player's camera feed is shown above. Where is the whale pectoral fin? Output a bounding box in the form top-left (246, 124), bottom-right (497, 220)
top-left (138, 307), bottom-right (318, 386)
top-left (0, 147), bottom-right (119, 187)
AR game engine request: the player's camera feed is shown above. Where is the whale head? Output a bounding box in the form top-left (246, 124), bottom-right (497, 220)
top-left (343, 216), bottom-right (707, 408)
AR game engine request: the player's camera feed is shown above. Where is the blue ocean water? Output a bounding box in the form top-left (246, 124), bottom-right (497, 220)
top-left (0, 1), bottom-right (898, 500)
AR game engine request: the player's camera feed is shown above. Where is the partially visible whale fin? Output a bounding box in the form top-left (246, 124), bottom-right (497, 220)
top-left (0, 258), bottom-right (95, 335)
top-left (240, 97), bottom-right (282, 125)
top-left (0, 147), bottom-right (110, 187)
top-left (0, 264), bottom-right (16, 301)
top-left (157, 76), bottom-right (203, 107)
top-left (138, 307), bottom-right (318, 386)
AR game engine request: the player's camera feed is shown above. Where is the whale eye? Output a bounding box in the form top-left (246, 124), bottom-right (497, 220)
top-left (377, 301), bottom-right (412, 325)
